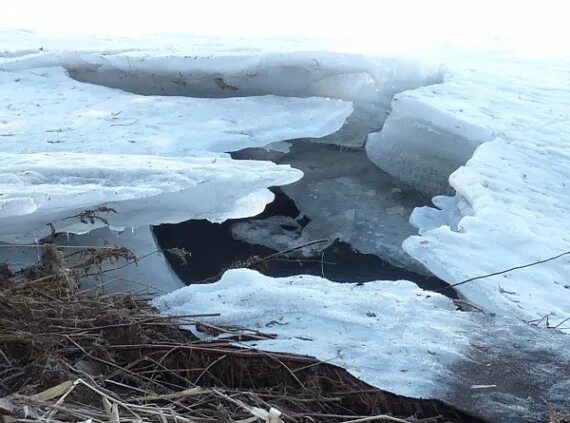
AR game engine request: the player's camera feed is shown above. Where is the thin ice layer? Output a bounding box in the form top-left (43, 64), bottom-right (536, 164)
top-left (387, 60), bottom-right (570, 326)
top-left (153, 268), bottom-right (474, 398)
top-left (233, 142), bottom-right (430, 273)
top-left (0, 67), bottom-right (352, 154)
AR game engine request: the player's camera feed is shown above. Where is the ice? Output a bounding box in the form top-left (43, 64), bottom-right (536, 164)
top-left (0, 59), bottom-right (348, 289)
top-left (365, 84), bottom-right (494, 197)
top-left (153, 268), bottom-right (475, 398)
top-left (0, 62), bottom-right (352, 240)
top-left (0, 30), bottom-right (444, 147)
top-left (230, 216), bottom-right (319, 256)
top-left (67, 53), bottom-right (441, 146)
top-left (0, 67), bottom-right (352, 154)
top-left (60, 226), bottom-right (186, 295)
top-left (0, 149), bottom-right (302, 290)
top-left (2, 28), bottom-right (569, 418)
top-left (0, 152), bottom-right (302, 241)
top-left (367, 56), bottom-right (570, 325)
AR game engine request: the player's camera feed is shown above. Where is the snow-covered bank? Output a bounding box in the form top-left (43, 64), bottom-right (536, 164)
top-left (154, 268), bottom-right (570, 420)
top-left (368, 60), bottom-right (570, 326)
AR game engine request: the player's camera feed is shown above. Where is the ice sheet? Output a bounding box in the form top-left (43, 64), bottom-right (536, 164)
top-left (153, 268), bottom-right (475, 398)
top-left (367, 58), bottom-right (570, 326)
top-left (0, 67), bottom-right (352, 154)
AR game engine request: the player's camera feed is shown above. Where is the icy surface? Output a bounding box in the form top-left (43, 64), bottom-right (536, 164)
top-left (2, 28), bottom-right (569, 419)
top-left (365, 90), bottom-right (493, 197)
top-left (370, 58), bottom-right (570, 327)
top-left (0, 67), bottom-right (352, 154)
top-left (0, 30), bottom-right (443, 147)
top-left (0, 152), bottom-right (302, 241)
top-left (154, 268), bottom-right (475, 397)
top-left (230, 215), bottom-right (320, 257)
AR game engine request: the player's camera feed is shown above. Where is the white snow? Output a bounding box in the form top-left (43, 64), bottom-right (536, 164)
top-left (153, 268), bottom-right (475, 397)
top-left (366, 56), bottom-right (570, 327)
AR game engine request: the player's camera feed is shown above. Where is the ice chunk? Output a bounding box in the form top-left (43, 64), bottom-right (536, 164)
top-left (0, 151), bottom-right (301, 293)
top-left (396, 59), bottom-right (570, 326)
top-left (153, 268), bottom-right (474, 398)
top-left (0, 68), bottom-right (352, 154)
top-left (0, 152), bottom-right (302, 242)
top-left (365, 83), bottom-right (494, 197)
top-left (230, 216), bottom-right (317, 255)
top-left (68, 53), bottom-right (441, 146)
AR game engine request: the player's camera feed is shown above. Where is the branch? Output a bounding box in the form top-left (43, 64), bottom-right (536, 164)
top-left (442, 250), bottom-right (570, 291)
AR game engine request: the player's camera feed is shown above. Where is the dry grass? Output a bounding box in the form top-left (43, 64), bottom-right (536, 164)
top-left (0, 244), bottom-right (483, 423)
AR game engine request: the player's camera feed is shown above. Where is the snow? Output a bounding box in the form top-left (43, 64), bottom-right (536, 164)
top-left (153, 268), bottom-right (475, 397)
top-left (366, 57), bottom-right (570, 327)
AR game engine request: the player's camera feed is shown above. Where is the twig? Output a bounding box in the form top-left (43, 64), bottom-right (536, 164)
top-left (0, 244), bottom-right (128, 250)
top-left (340, 415), bottom-right (413, 423)
top-left (252, 239), bottom-right (330, 264)
top-left (553, 316), bottom-right (570, 329)
top-left (193, 354), bottom-right (227, 385)
top-left (440, 250), bottom-right (570, 291)
top-left (131, 387), bottom-right (206, 402)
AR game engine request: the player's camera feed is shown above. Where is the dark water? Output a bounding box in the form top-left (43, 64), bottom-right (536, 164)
top-left (154, 189), bottom-right (457, 298)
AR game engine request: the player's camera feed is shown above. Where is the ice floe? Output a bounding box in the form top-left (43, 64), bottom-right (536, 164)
top-left (0, 67), bottom-right (352, 155)
top-left (153, 268), bottom-right (475, 398)
top-left (0, 30), bottom-right (443, 147)
top-left (367, 57), bottom-right (570, 326)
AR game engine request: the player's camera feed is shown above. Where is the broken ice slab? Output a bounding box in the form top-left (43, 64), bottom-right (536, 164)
top-left (395, 61), bottom-right (570, 325)
top-left (0, 152), bottom-right (302, 241)
top-left (0, 67), bottom-right (353, 155)
top-left (365, 83), bottom-right (494, 197)
top-left (0, 30), bottom-right (444, 148)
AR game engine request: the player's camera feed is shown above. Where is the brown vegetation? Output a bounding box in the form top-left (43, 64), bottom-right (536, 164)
top-left (0, 243), bottom-right (484, 422)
